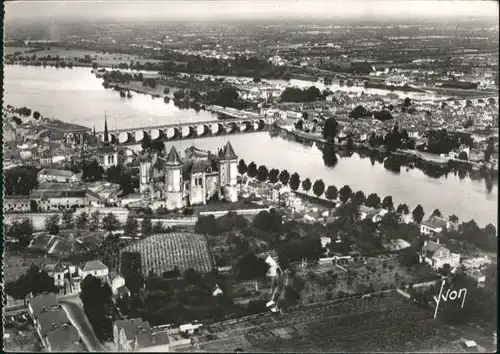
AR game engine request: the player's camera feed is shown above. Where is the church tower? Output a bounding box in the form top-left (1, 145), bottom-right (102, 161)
top-left (218, 142), bottom-right (238, 202)
top-left (164, 146), bottom-right (184, 210)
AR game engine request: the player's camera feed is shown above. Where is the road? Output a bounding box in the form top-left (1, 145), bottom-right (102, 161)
top-left (59, 297), bottom-right (109, 352)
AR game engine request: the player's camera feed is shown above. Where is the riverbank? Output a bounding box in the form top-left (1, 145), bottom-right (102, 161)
top-left (273, 124), bottom-right (497, 180)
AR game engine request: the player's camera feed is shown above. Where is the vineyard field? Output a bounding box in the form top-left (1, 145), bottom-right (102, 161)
top-left (118, 233), bottom-right (214, 275)
top-left (192, 292), bottom-right (461, 352)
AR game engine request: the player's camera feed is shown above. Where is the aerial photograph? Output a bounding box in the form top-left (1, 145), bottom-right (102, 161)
top-left (2, 0), bottom-right (498, 352)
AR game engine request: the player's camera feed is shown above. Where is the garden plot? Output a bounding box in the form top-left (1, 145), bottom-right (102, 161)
top-left (119, 233), bottom-right (214, 275)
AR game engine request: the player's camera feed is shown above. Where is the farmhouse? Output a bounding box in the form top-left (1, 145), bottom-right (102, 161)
top-left (420, 216), bottom-right (452, 235)
top-left (80, 260), bottom-right (109, 281)
top-left (419, 240), bottom-right (460, 270)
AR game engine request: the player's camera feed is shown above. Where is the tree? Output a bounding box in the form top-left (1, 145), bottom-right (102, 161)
top-left (412, 205), bottom-right (425, 223)
top-left (253, 76), bottom-right (261, 83)
top-left (268, 168), bottom-right (280, 183)
top-left (141, 216), bottom-right (153, 237)
top-left (45, 214), bottom-right (60, 235)
top-left (432, 209), bottom-right (442, 217)
top-left (80, 275), bottom-right (114, 341)
top-left (278, 170), bottom-right (290, 186)
top-left (141, 133), bottom-right (152, 151)
top-left (124, 215), bottom-right (139, 237)
top-left (257, 165), bottom-right (269, 182)
top-left (194, 215), bottom-right (218, 236)
top-left (403, 97), bottom-right (411, 107)
top-left (247, 162), bottom-right (257, 178)
top-left (6, 218), bottom-right (34, 247)
top-left (397, 203), bottom-right (410, 215)
top-left (325, 185), bottom-right (338, 201)
top-left (449, 214), bottom-right (459, 223)
top-left (339, 185), bottom-right (352, 203)
top-left (351, 191), bottom-right (366, 206)
top-left (102, 213), bottom-right (120, 232)
top-left (289, 172), bottom-right (301, 191)
top-left (5, 265), bottom-right (58, 301)
top-left (253, 209), bottom-right (283, 233)
top-left (458, 151), bottom-right (468, 161)
top-left (381, 196), bottom-right (394, 211)
top-left (62, 209), bottom-right (74, 229)
top-left (238, 159), bottom-right (248, 175)
top-left (323, 117), bottom-right (338, 142)
top-left (33, 111), bottom-right (41, 119)
top-left (235, 253), bottom-right (270, 280)
top-left (89, 211), bottom-right (101, 231)
top-left (312, 179), bottom-right (325, 198)
top-left (301, 178), bottom-right (312, 193)
top-left (76, 212), bottom-right (89, 229)
top-left (82, 160), bottom-right (104, 182)
top-left (365, 193), bottom-right (381, 208)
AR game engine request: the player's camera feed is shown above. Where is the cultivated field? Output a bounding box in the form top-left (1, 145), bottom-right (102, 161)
top-left (189, 292), bottom-right (461, 352)
top-left (118, 233), bottom-right (215, 275)
top-left (294, 254), bottom-right (439, 304)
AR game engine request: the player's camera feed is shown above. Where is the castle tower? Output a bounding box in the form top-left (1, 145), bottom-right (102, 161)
top-left (164, 146), bottom-right (184, 210)
top-left (104, 116), bottom-right (109, 143)
top-left (218, 142), bottom-right (238, 203)
top-left (139, 151), bottom-right (152, 194)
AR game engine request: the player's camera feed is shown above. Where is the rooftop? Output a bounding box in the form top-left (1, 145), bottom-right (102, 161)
top-left (115, 318), bottom-right (152, 341)
top-left (37, 308), bottom-right (70, 335)
top-left (29, 293), bottom-right (59, 317)
top-left (45, 324), bottom-right (80, 351)
top-left (82, 260), bottom-right (108, 272)
top-left (39, 169), bottom-right (75, 178)
top-left (421, 216), bottom-right (449, 230)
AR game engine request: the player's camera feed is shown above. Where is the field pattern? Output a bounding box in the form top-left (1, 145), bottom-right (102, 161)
top-left (193, 292), bottom-right (458, 353)
top-left (119, 233), bottom-right (214, 275)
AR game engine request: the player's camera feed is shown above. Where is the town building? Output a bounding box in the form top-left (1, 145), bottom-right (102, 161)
top-left (265, 255), bottom-right (279, 277)
top-left (108, 272), bottom-right (131, 298)
top-left (420, 216), bottom-right (452, 235)
top-left (139, 143), bottom-right (239, 210)
top-left (80, 260), bottom-right (109, 282)
top-left (3, 196), bottom-right (31, 212)
top-left (38, 168), bottom-right (81, 184)
top-left (419, 240), bottom-right (461, 270)
top-left (113, 318), bottom-right (171, 352)
top-left (30, 184), bottom-right (87, 211)
top-left (27, 293), bottom-right (83, 351)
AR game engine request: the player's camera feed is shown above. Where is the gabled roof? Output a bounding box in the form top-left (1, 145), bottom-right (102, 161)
top-left (39, 169), bottom-right (75, 177)
top-left (29, 293), bottom-right (59, 317)
top-left (220, 142), bottom-right (237, 160)
top-left (45, 324), bottom-right (80, 350)
top-left (114, 318), bottom-right (151, 341)
top-left (421, 216), bottom-right (448, 230)
top-left (37, 309), bottom-right (70, 335)
top-left (82, 260), bottom-right (108, 272)
top-left (165, 146), bottom-right (182, 166)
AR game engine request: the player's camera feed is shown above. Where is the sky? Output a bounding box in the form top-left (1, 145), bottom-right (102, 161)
top-left (5, 0), bottom-right (499, 21)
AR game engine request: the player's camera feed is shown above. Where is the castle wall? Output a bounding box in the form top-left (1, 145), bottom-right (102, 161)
top-left (166, 192), bottom-right (183, 210)
top-left (206, 175), bottom-right (219, 200)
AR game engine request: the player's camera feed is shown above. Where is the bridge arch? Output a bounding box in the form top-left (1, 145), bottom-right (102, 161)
top-left (182, 126), bottom-right (197, 138)
top-left (196, 124), bottom-right (210, 137)
top-left (239, 120), bottom-right (254, 132)
top-left (150, 129), bottom-right (165, 141)
top-left (119, 132), bottom-right (135, 144)
top-left (257, 119), bottom-right (266, 130)
top-left (225, 121), bottom-right (238, 133)
top-left (166, 127), bottom-right (181, 140)
top-left (211, 123), bottom-right (224, 135)
top-left (134, 130), bottom-right (150, 143)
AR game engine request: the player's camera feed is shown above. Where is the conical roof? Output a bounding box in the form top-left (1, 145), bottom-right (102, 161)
top-left (165, 146), bottom-right (182, 166)
top-left (221, 142), bottom-right (237, 160)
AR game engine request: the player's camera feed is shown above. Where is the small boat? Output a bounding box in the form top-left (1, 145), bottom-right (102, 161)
top-left (127, 91), bottom-right (132, 98)
top-left (119, 91), bottom-right (126, 98)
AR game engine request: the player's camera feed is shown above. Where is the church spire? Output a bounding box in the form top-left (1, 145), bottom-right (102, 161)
top-left (93, 126), bottom-right (96, 136)
top-left (104, 113), bottom-right (109, 143)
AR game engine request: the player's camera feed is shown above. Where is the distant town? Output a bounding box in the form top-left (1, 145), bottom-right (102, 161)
top-left (2, 4), bottom-right (498, 353)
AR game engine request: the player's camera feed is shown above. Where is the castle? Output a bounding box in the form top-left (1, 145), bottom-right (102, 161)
top-left (139, 142), bottom-right (239, 210)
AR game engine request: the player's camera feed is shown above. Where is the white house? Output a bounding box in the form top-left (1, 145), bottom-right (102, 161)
top-left (265, 255), bottom-right (279, 278)
top-left (212, 284), bottom-right (223, 297)
top-left (419, 240), bottom-right (460, 270)
top-left (108, 272), bottom-right (130, 298)
top-left (79, 260), bottom-right (109, 281)
top-left (4, 196), bottom-right (31, 212)
top-left (420, 216), bottom-right (451, 235)
top-left (461, 255), bottom-right (491, 270)
top-left (37, 169), bottom-right (81, 184)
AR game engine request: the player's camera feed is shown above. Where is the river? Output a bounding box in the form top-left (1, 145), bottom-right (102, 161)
top-left (4, 65), bottom-right (497, 226)
top-left (3, 65), bottom-right (217, 130)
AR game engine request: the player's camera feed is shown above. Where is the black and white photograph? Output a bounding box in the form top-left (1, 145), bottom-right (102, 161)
top-left (2, 0), bottom-right (498, 352)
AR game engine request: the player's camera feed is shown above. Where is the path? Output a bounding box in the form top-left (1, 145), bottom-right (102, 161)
top-left (59, 297), bottom-right (108, 352)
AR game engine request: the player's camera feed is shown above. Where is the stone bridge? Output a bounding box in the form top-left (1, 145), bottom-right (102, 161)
top-left (96, 118), bottom-right (268, 144)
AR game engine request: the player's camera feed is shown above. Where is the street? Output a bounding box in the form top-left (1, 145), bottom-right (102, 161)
top-left (59, 297), bottom-right (109, 352)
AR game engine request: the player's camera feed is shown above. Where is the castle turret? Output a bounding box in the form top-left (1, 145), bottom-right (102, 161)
top-left (164, 146), bottom-right (184, 210)
top-left (218, 142), bottom-right (238, 202)
top-left (139, 151), bottom-right (152, 194)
